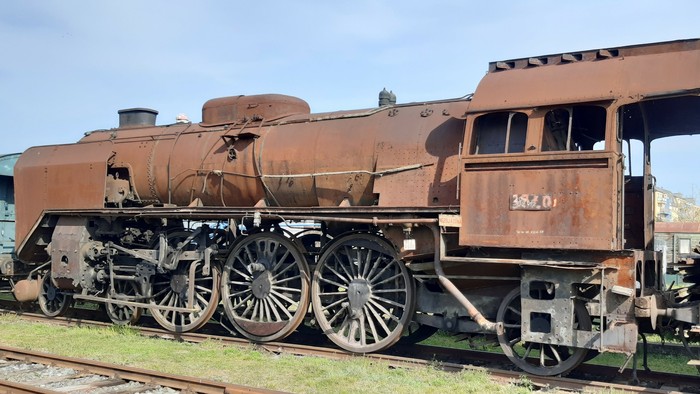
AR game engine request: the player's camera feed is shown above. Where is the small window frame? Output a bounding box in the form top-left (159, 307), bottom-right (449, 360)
top-left (471, 111), bottom-right (528, 155)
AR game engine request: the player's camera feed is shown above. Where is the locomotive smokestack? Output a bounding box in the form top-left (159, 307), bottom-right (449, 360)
top-left (118, 108), bottom-right (158, 128)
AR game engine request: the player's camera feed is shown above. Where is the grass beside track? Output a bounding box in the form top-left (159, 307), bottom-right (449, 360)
top-left (423, 331), bottom-right (699, 376)
top-left (0, 314), bottom-right (538, 394)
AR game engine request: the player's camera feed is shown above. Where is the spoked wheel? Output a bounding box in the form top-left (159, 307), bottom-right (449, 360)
top-left (38, 273), bottom-right (71, 317)
top-left (106, 279), bottom-right (143, 325)
top-left (312, 233), bottom-right (415, 353)
top-left (222, 232), bottom-right (310, 342)
top-left (497, 287), bottom-right (591, 376)
top-left (150, 262), bottom-right (221, 333)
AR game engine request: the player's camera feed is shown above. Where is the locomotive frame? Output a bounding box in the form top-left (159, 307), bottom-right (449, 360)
top-left (5, 38), bottom-right (700, 376)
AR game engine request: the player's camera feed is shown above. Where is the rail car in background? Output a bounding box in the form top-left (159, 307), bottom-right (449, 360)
top-left (0, 153), bottom-right (19, 294)
top-left (7, 39), bottom-right (700, 376)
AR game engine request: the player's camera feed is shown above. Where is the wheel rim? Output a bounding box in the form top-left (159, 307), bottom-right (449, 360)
top-left (222, 232), bottom-right (310, 342)
top-left (38, 273), bottom-right (71, 318)
top-left (312, 233), bottom-right (415, 353)
top-left (106, 280), bottom-right (143, 325)
top-left (150, 262), bottom-right (220, 333)
top-left (497, 287), bottom-right (590, 376)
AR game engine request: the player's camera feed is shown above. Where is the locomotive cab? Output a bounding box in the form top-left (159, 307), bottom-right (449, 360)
top-left (454, 39), bottom-right (700, 374)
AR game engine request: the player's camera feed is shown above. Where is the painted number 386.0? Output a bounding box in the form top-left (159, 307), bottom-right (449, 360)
top-left (510, 194), bottom-right (554, 211)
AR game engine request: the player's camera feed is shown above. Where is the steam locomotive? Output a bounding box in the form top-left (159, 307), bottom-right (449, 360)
top-left (5, 38), bottom-right (700, 376)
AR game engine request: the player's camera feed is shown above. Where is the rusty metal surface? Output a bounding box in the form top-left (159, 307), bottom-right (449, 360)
top-left (470, 39), bottom-right (700, 116)
top-left (49, 216), bottom-right (92, 290)
top-left (13, 143), bottom-right (113, 260)
top-left (459, 152), bottom-right (621, 250)
top-left (77, 97), bottom-right (467, 211)
top-left (200, 93), bottom-right (310, 126)
top-left (11, 279), bottom-right (39, 302)
top-left (14, 96), bottom-right (467, 259)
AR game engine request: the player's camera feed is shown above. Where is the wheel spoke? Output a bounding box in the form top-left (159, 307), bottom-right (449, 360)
top-left (370, 294), bottom-right (405, 309)
top-left (229, 288), bottom-right (252, 298)
top-left (323, 264), bottom-right (351, 285)
top-left (372, 288), bottom-right (406, 294)
top-left (539, 346), bottom-right (546, 366)
top-left (271, 249), bottom-right (291, 273)
top-left (332, 251), bottom-right (355, 281)
top-left (243, 245), bottom-right (257, 269)
top-left (231, 267), bottom-right (253, 282)
top-left (506, 305), bottom-right (521, 317)
top-left (361, 249), bottom-right (373, 279)
top-left (366, 302), bottom-right (392, 336)
top-left (270, 289), bottom-right (298, 307)
top-left (195, 292), bottom-right (209, 308)
top-left (368, 298), bottom-right (400, 323)
top-left (371, 272), bottom-right (404, 287)
top-left (321, 297), bottom-right (345, 312)
top-left (152, 286), bottom-right (170, 299)
top-left (359, 319), bottom-right (367, 346)
top-left (233, 293), bottom-right (253, 309)
top-left (327, 305), bottom-right (347, 326)
top-left (233, 255), bottom-right (253, 277)
top-left (263, 297), bottom-right (272, 322)
top-left (363, 305), bottom-right (380, 342)
top-left (158, 291), bottom-right (173, 307)
top-left (195, 284), bottom-right (213, 294)
top-left (273, 274), bottom-right (302, 286)
top-left (548, 345), bottom-right (563, 363)
top-left (367, 260), bottom-right (394, 284)
top-left (343, 246), bottom-right (358, 278)
top-left (318, 290), bottom-right (347, 296)
top-left (364, 254), bottom-right (384, 284)
top-left (268, 293), bottom-right (293, 320)
top-left (271, 285), bottom-right (302, 293)
top-left (272, 257), bottom-right (296, 279)
top-left (318, 277), bottom-right (348, 289)
top-left (240, 296), bottom-right (255, 317)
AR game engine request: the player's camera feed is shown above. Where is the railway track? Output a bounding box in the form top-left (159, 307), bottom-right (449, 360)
top-left (0, 344), bottom-right (280, 394)
top-left (1, 305), bottom-right (698, 393)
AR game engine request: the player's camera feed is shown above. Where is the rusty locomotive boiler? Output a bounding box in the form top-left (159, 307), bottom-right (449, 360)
top-left (9, 38), bottom-right (700, 376)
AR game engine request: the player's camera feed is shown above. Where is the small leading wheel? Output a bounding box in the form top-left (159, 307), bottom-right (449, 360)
top-left (150, 262), bottom-right (221, 333)
top-left (106, 279), bottom-right (143, 326)
top-left (38, 273), bottom-right (71, 317)
top-left (221, 232), bottom-right (310, 342)
top-left (497, 287), bottom-right (591, 376)
top-left (312, 233), bottom-right (415, 353)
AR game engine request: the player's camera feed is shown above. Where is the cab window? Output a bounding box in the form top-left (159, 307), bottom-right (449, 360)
top-left (472, 112), bottom-right (527, 154)
top-left (542, 105), bottom-right (606, 151)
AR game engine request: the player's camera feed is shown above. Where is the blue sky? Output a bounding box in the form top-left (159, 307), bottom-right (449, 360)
top-left (1, 1), bottom-right (699, 197)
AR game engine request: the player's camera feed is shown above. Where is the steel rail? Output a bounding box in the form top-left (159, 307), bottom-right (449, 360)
top-left (0, 345), bottom-right (282, 394)
top-left (1, 308), bottom-right (693, 393)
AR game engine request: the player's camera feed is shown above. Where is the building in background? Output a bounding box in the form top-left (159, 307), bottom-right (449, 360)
top-left (654, 187), bottom-right (700, 222)
top-left (653, 190), bottom-right (700, 286)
